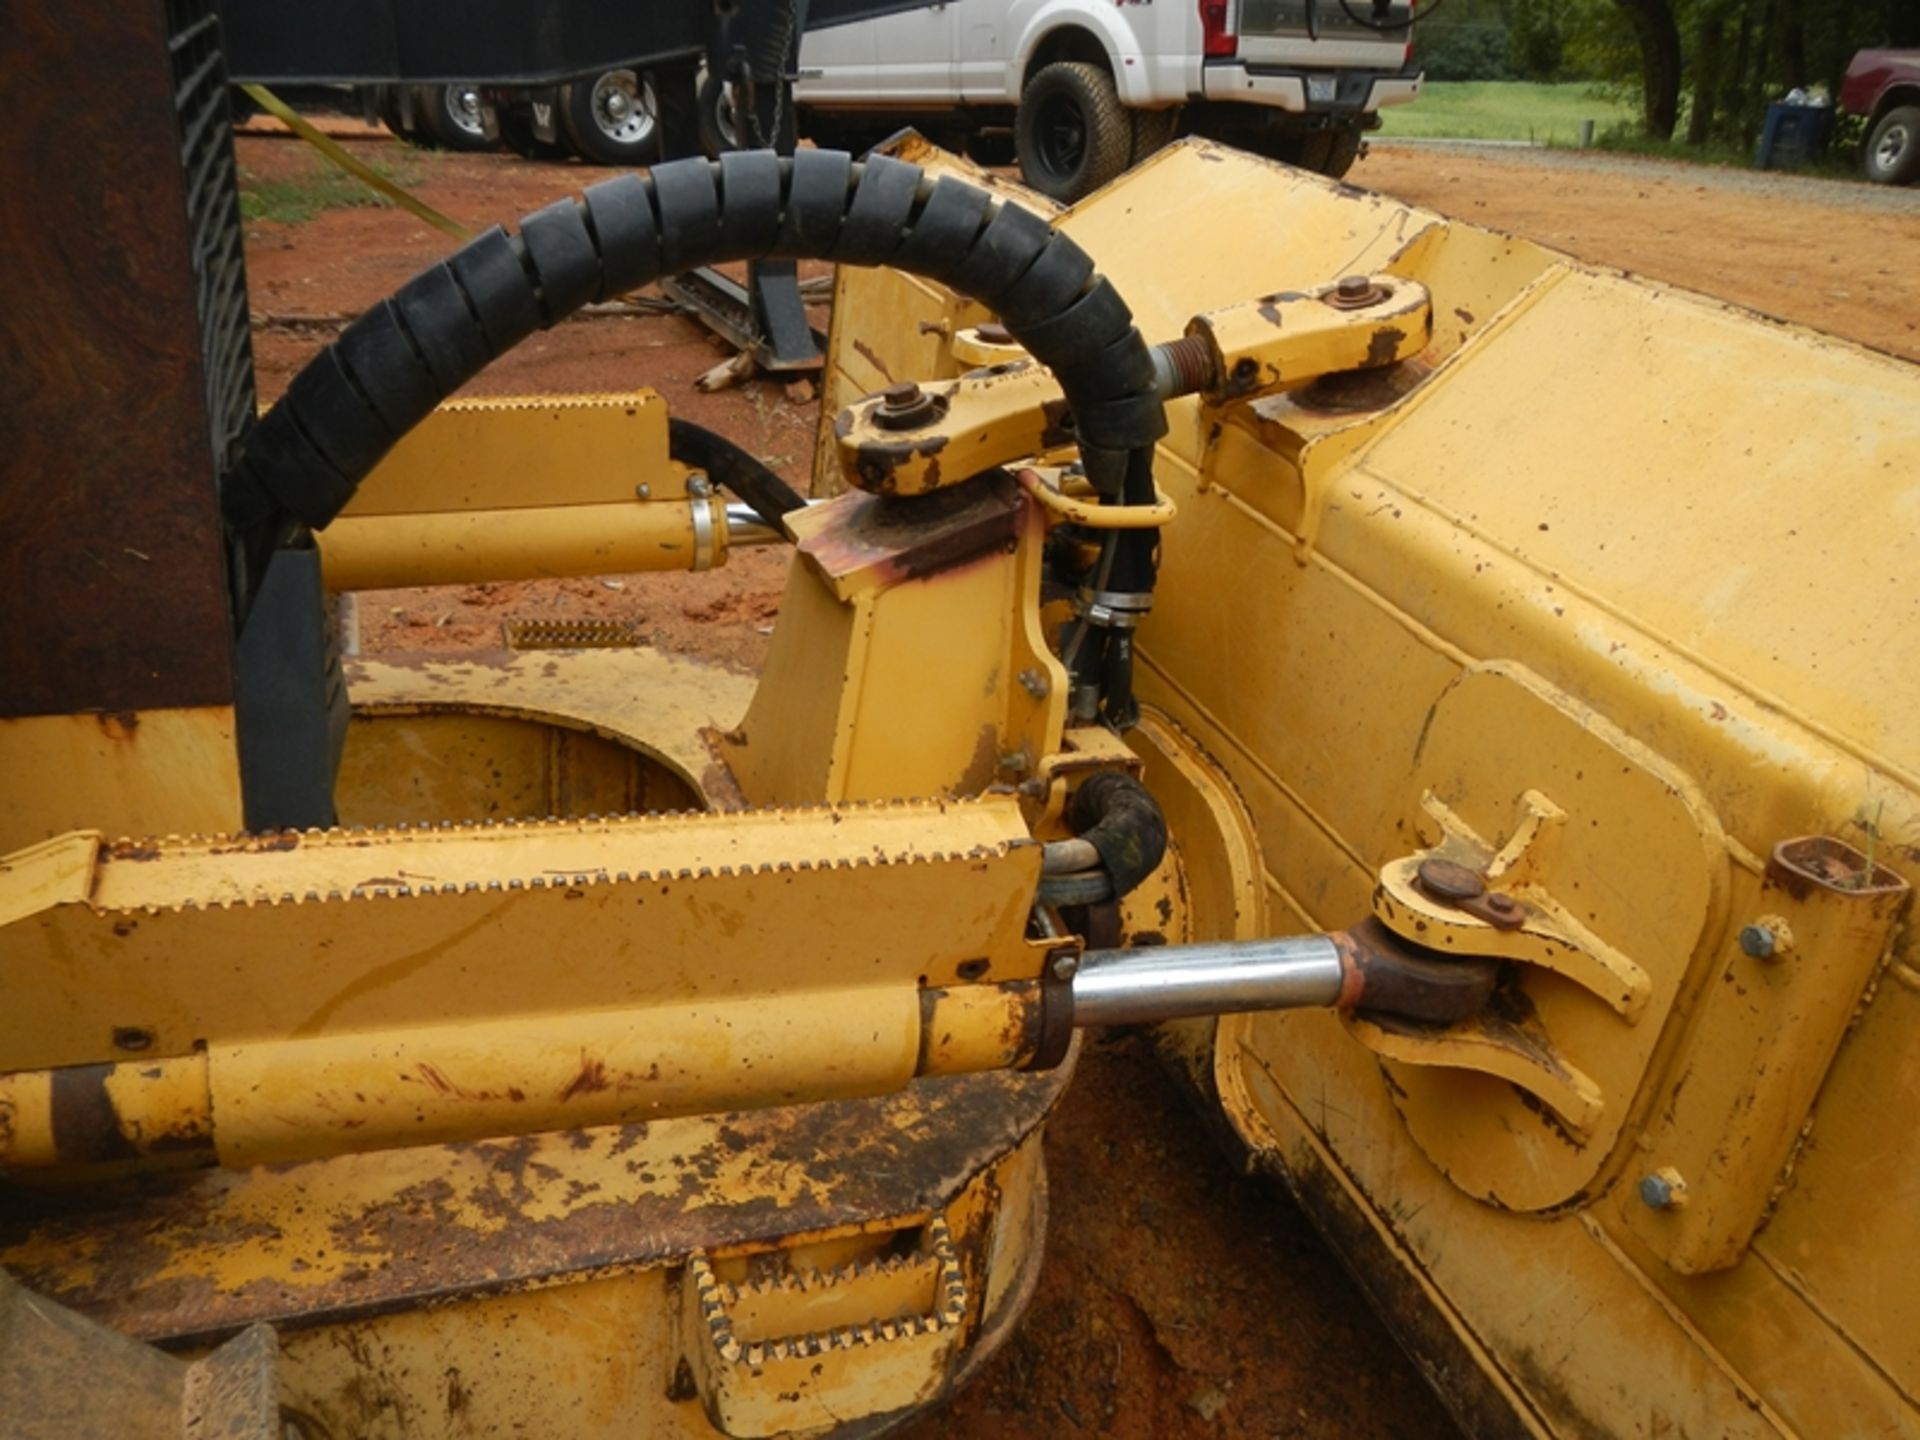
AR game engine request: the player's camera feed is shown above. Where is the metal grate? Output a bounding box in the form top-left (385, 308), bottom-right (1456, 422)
top-left (504, 619), bottom-right (643, 651)
top-left (165, 0), bottom-right (257, 496)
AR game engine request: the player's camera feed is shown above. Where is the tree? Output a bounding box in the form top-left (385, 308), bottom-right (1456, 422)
top-left (1612, 0), bottom-right (1683, 137)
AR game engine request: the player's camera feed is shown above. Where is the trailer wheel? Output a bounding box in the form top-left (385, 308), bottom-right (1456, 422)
top-left (1864, 106), bottom-right (1920, 185)
top-left (495, 105), bottom-right (569, 162)
top-left (696, 70), bottom-right (741, 158)
top-left (562, 70), bottom-right (661, 166)
top-left (1016, 61), bottom-right (1133, 201)
top-left (414, 84), bottom-right (493, 153)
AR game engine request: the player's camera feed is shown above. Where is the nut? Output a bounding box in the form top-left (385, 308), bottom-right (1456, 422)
top-left (1049, 952), bottom-right (1081, 982)
top-left (1017, 668), bottom-right (1051, 700)
top-left (1416, 857), bottom-right (1486, 902)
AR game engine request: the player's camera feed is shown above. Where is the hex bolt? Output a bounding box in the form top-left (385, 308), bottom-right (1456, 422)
top-left (1417, 857), bottom-right (1486, 902)
top-left (1738, 923), bottom-right (1777, 960)
top-left (873, 381), bottom-right (939, 431)
top-left (687, 472), bottom-right (713, 499)
top-left (974, 322), bottom-right (1013, 345)
top-left (1485, 893), bottom-right (1518, 916)
top-left (1328, 274), bottom-right (1386, 310)
top-left (1017, 667), bottom-right (1051, 700)
top-left (1050, 952), bottom-right (1082, 982)
top-left (1639, 1167), bottom-right (1688, 1211)
top-left (634, 482), bottom-right (652, 500)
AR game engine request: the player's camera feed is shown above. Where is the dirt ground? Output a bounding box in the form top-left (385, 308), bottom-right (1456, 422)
top-left (236, 128), bottom-right (1915, 1439)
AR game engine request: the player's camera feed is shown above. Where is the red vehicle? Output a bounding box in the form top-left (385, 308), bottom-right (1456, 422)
top-left (1841, 48), bottom-right (1920, 184)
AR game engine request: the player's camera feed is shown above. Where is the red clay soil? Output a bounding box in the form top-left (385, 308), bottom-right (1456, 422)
top-left (238, 127), bottom-right (1910, 1440)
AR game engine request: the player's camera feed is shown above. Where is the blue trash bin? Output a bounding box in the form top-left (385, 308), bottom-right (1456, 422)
top-left (1755, 102), bottom-right (1834, 170)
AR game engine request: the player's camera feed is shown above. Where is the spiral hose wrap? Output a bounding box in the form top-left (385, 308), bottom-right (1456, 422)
top-left (230, 150), bottom-right (1166, 533)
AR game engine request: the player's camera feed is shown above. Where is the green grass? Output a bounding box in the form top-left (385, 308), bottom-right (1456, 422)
top-left (1375, 81), bottom-right (1635, 144)
top-left (238, 151), bottom-right (425, 225)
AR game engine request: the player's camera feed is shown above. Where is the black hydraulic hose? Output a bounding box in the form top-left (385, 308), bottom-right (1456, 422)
top-left (667, 416), bottom-right (806, 527)
top-left (229, 150), bottom-right (1164, 534)
top-left (1067, 772), bottom-right (1168, 897)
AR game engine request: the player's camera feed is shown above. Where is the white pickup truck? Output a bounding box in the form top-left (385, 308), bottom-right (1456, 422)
top-left (788, 0), bottom-right (1421, 197)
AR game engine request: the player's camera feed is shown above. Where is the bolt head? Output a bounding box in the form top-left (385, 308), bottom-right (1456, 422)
top-left (1639, 1167), bottom-right (1688, 1211)
top-left (1017, 667), bottom-right (1051, 700)
top-left (1050, 952), bottom-right (1081, 982)
top-left (881, 382), bottom-right (923, 409)
top-left (1485, 892), bottom-right (1518, 915)
top-left (1337, 274), bottom-right (1372, 300)
top-left (1738, 923), bottom-right (1776, 959)
top-left (634, 482), bottom-right (652, 499)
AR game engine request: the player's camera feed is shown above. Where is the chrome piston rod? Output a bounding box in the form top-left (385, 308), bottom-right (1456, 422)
top-left (1070, 936), bottom-right (1348, 1026)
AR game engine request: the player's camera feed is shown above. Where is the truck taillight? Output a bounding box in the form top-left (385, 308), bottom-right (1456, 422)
top-left (1199, 0), bottom-right (1235, 58)
top-left (1405, 0), bottom-right (1416, 64)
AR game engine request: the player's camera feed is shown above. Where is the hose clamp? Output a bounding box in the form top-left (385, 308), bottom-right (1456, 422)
top-left (1074, 588), bottom-right (1155, 630)
top-left (688, 473), bottom-right (716, 572)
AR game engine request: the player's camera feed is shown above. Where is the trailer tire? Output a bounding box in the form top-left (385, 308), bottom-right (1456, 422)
top-left (414, 84), bottom-right (493, 153)
top-left (1016, 61), bottom-right (1132, 202)
top-left (562, 70), bottom-right (661, 167)
top-left (496, 105), bottom-right (569, 163)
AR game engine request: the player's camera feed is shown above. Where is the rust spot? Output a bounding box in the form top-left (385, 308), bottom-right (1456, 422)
top-left (560, 1056), bottom-right (613, 1101)
top-left (95, 710), bottom-right (140, 740)
top-left (852, 337), bottom-right (894, 384)
top-left (1453, 306), bottom-right (1476, 324)
top-left (49, 1064), bottom-right (137, 1164)
top-left (1365, 326), bottom-right (1406, 368)
top-left (666, 1357), bottom-right (699, 1403)
top-left (802, 472), bottom-right (1019, 586)
top-left (105, 839), bottom-right (161, 862)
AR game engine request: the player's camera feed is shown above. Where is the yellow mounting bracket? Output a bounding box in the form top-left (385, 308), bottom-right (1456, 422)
top-left (832, 275), bottom-right (1432, 498)
top-left (1374, 789), bottom-right (1653, 1020)
top-left (1182, 273), bottom-right (1432, 408)
top-left (1346, 787), bottom-right (1654, 1141)
top-left (834, 361), bottom-right (1067, 497)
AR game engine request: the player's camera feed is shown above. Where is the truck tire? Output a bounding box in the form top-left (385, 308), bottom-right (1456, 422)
top-left (561, 70), bottom-right (661, 166)
top-left (1129, 105), bottom-right (1181, 166)
top-left (413, 84), bottom-right (493, 153)
top-left (1864, 105), bottom-right (1920, 185)
top-left (1016, 61), bottom-right (1133, 202)
top-left (1318, 125), bottom-right (1364, 179)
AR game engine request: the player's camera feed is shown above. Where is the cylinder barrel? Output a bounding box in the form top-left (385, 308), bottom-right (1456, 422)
top-left (1070, 937), bottom-right (1346, 1026)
